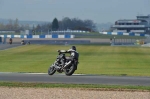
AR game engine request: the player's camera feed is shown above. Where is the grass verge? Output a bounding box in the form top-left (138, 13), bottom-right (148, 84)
top-left (0, 82), bottom-right (150, 91)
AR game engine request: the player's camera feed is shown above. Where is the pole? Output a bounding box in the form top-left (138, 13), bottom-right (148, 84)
top-left (114, 36), bottom-right (115, 44)
top-left (4, 37), bottom-right (6, 44)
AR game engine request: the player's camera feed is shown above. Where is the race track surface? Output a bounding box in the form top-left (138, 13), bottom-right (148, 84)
top-left (0, 44), bottom-right (22, 50)
top-left (0, 73), bottom-right (150, 86)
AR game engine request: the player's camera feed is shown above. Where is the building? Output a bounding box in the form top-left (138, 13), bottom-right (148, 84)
top-left (111, 14), bottom-right (150, 34)
top-left (0, 31), bottom-right (15, 33)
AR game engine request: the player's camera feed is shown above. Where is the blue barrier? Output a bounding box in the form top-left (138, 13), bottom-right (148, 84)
top-left (0, 37), bottom-right (2, 43)
top-left (118, 32), bottom-right (123, 35)
top-left (11, 35), bottom-right (14, 38)
top-left (0, 34), bottom-right (74, 38)
top-left (65, 34), bottom-right (71, 38)
top-left (21, 35), bottom-right (24, 38)
top-left (52, 34), bottom-right (58, 38)
top-left (129, 32), bottom-right (135, 36)
top-left (140, 34), bottom-right (145, 36)
top-left (27, 35), bottom-right (32, 38)
top-left (107, 32), bottom-right (112, 35)
top-left (40, 35), bottom-right (45, 38)
top-left (100, 32), bottom-right (149, 37)
top-left (4, 35), bottom-right (7, 38)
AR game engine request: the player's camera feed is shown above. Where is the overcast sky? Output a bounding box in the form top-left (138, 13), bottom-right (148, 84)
top-left (0, 0), bottom-right (150, 23)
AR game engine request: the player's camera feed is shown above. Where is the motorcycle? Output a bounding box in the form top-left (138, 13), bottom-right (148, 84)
top-left (9, 38), bottom-right (12, 44)
top-left (48, 50), bottom-right (79, 76)
top-left (21, 41), bottom-right (25, 45)
top-left (21, 41), bottom-right (30, 45)
top-left (9, 40), bottom-right (12, 44)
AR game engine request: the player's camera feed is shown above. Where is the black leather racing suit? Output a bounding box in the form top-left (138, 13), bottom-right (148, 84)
top-left (59, 49), bottom-right (79, 68)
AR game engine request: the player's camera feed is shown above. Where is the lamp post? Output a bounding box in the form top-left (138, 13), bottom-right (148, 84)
top-left (62, 16), bottom-right (64, 31)
top-left (114, 36), bottom-right (115, 44)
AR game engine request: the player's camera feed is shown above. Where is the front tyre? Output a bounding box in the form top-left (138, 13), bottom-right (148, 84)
top-left (48, 65), bottom-right (56, 75)
top-left (64, 64), bottom-right (76, 76)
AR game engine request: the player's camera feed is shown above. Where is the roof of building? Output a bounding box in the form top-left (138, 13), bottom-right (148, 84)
top-left (116, 19), bottom-right (141, 23)
top-left (118, 19), bottom-right (136, 21)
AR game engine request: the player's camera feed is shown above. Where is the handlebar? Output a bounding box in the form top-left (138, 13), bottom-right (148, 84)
top-left (57, 50), bottom-right (67, 53)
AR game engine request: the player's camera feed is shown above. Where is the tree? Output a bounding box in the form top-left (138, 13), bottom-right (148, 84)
top-left (52, 18), bottom-right (59, 31)
top-left (7, 19), bottom-right (13, 30)
top-left (24, 24), bottom-right (30, 30)
top-left (61, 17), bottom-right (72, 30)
top-left (48, 23), bottom-right (52, 31)
top-left (14, 18), bottom-right (19, 31)
top-left (59, 17), bottom-right (96, 31)
top-left (32, 25), bottom-right (35, 35)
top-left (0, 23), bottom-right (5, 30)
top-left (36, 24), bottom-right (41, 32)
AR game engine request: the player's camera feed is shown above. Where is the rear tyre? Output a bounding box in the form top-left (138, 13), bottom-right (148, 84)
top-left (64, 64), bottom-right (76, 76)
top-left (48, 65), bottom-right (56, 75)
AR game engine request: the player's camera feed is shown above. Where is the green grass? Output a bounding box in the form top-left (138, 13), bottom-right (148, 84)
top-left (0, 82), bottom-right (150, 91)
top-left (0, 45), bottom-right (150, 76)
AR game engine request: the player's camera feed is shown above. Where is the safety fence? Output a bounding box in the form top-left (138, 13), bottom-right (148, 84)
top-left (100, 32), bottom-right (150, 37)
top-left (0, 34), bottom-right (75, 38)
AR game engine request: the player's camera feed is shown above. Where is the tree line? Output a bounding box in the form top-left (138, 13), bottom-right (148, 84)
top-left (0, 17), bottom-right (97, 33)
top-left (0, 18), bottom-right (30, 32)
top-left (34, 17), bottom-right (97, 33)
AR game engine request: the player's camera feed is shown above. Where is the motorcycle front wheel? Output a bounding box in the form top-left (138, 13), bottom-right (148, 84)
top-left (64, 64), bottom-right (76, 76)
top-left (48, 65), bottom-right (56, 75)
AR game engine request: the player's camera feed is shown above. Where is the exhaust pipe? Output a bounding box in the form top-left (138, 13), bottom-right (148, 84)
top-left (63, 61), bottom-right (71, 69)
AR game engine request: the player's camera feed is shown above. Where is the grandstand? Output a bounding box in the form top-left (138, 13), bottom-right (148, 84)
top-left (111, 14), bottom-right (150, 34)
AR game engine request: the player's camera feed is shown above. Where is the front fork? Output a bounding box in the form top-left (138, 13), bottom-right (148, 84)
top-left (53, 61), bottom-right (62, 70)
top-left (64, 59), bottom-right (78, 70)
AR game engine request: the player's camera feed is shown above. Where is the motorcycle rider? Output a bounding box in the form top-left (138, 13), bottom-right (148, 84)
top-left (21, 39), bottom-right (25, 45)
top-left (58, 46), bottom-right (79, 69)
top-left (9, 38), bottom-right (12, 44)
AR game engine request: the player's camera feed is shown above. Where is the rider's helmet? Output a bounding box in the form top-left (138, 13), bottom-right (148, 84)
top-left (71, 46), bottom-right (76, 51)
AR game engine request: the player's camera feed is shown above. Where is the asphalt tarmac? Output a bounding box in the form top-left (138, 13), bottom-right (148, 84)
top-left (0, 73), bottom-right (150, 86)
top-left (0, 44), bottom-right (22, 50)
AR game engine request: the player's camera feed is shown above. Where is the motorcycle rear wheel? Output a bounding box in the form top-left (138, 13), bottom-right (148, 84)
top-left (64, 64), bottom-right (76, 76)
top-left (48, 65), bottom-right (56, 75)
